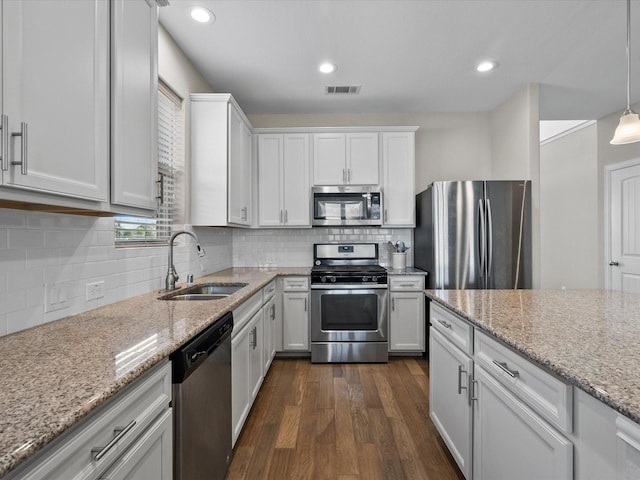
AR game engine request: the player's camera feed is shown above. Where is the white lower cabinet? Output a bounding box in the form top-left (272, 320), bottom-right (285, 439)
top-left (389, 275), bottom-right (425, 352)
top-left (5, 361), bottom-right (172, 480)
top-left (282, 277), bottom-right (310, 351)
top-left (473, 365), bottom-right (573, 480)
top-left (429, 328), bottom-right (473, 479)
top-left (430, 302), bottom-right (573, 480)
top-left (231, 282), bottom-right (279, 446)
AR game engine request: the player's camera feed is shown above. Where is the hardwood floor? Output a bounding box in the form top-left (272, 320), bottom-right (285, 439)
top-left (228, 357), bottom-right (465, 480)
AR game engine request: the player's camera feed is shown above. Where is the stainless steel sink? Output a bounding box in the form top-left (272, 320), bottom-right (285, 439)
top-left (160, 282), bottom-right (248, 301)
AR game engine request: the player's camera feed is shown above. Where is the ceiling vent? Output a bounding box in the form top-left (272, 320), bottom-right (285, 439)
top-left (325, 85), bottom-right (361, 95)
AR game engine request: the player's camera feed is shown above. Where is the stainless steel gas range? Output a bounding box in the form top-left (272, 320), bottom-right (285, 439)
top-left (310, 243), bottom-right (388, 363)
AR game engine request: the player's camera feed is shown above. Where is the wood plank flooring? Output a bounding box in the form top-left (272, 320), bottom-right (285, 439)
top-left (228, 357), bottom-right (464, 480)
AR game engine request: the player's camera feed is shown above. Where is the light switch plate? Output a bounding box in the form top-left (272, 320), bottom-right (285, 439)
top-left (86, 281), bottom-right (105, 301)
top-left (45, 283), bottom-right (69, 313)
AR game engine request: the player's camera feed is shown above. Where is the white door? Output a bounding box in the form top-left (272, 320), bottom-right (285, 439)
top-left (313, 133), bottom-right (346, 185)
top-left (248, 311), bottom-right (264, 401)
top-left (608, 160), bottom-right (640, 292)
top-left (383, 132), bottom-right (415, 226)
top-left (231, 324), bottom-right (251, 445)
top-left (282, 292), bottom-right (309, 350)
top-left (228, 105), bottom-right (251, 225)
top-left (389, 292), bottom-right (425, 351)
top-left (346, 132), bottom-right (379, 185)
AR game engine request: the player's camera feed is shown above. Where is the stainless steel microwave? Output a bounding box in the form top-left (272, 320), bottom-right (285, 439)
top-left (312, 186), bottom-right (382, 226)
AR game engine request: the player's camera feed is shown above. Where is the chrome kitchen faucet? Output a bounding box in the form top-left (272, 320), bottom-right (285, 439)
top-left (166, 231), bottom-right (206, 291)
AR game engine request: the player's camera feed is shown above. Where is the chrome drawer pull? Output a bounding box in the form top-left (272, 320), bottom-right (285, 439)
top-left (457, 365), bottom-right (468, 395)
top-left (11, 122), bottom-right (27, 175)
top-left (492, 360), bottom-right (520, 378)
top-left (437, 319), bottom-right (452, 329)
top-left (91, 419), bottom-right (137, 461)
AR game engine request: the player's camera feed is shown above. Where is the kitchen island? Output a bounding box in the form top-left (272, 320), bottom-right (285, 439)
top-left (427, 288), bottom-right (640, 479)
top-left (0, 267), bottom-right (308, 478)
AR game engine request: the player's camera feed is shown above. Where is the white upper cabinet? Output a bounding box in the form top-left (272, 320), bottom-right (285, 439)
top-left (190, 94), bottom-right (253, 226)
top-left (1, 0), bottom-right (109, 203)
top-left (110, 0), bottom-right (159, 213)
top-left (258, 133), bottom-right (310, 227)
top-left (313, 132), bottom-right (379, 185)
top-left (382, 131), bottom-right (415, 227)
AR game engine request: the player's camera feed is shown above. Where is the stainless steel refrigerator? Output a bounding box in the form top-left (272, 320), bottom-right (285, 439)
top-left (415, 180), bottom-right (532, 289)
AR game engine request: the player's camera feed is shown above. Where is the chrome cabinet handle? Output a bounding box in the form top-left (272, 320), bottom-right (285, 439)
top-left (492, 360), bottom-right (519, 378)
top-left (457, 365), bottom-right (468, 396)
top-left (280, 210), bottom-right (283, 223)
top-left (391, 297), bottom-right (395, 311)
top-left (284, 210), bottom-right (288, 223)
top-left (471, 379), bottom-right (478, 402)
top-left (384, 209), bottom-right (388, 223)
top-left (342, 168), bottom-right (346, 183)
top-left (609, 261), bottom-right (620, 266)
top-left (253, 326), bottom-right (258, 349)
top-left (241, 206), bottom-right (248, 221)
top-left (11, 122), bottom-right (27, 175)
top-left (347, 168), bottom-right (351, 183)
top-left (270, 304), bottom-right (275, 320)
top-left (304, 297), bottom-right (307, 311)
top-left (0, 115), bottom-right (8, 171)
top-left (437, 319), bottom-right (452, 329)
top-left (91, 420), bottom-right (137, 461)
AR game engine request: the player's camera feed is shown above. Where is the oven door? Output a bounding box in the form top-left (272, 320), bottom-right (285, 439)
top-left (310, 284), bottom-right (388, 342)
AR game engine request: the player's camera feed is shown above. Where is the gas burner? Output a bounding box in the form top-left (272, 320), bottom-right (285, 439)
top-left (311, 243), bottom-right (387, 286)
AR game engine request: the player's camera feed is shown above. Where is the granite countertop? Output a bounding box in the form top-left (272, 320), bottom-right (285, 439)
top-left (426, 289), bottom-right (640, 425)
top-left (0, 267), bottom-right (309, 478)
top-left (386, 267), bottom-right (428, 276)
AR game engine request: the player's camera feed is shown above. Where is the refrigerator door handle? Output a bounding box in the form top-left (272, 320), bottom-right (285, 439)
top-left (478, 199), bottom-right (486, 278)
top-left (486, 198), bottom-right (493, 279)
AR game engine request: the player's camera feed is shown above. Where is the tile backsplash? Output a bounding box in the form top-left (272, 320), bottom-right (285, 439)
top-left (0, 208), bottom-right (413, 336)
top-left (232, 227), bottom-right (413, 268)
top-left (0, 209), bottom-right (232, 336)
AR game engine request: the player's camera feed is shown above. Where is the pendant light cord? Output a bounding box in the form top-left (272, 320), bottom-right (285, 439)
top-left (627, 0), bottom-right (632, 111)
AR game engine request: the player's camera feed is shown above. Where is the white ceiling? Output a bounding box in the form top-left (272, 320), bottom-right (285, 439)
top-left (159, 0), bottom-right (640, 120)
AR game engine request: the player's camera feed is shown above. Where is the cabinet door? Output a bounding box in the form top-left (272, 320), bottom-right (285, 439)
top-left (383, 132), bottom-right (415, 226)
top-left (473, 365), bottom-right (573, 480)
top-left (249, 311), bottom-right (264, 401)
top-left (389, 292), bottom-right (425, 351)
top-left (429, 328), bottom-right (473, 479)
top-left (346, 132), bottom-right (379, 185)
top-left (228, 104), bottom-right (252, 225)
top-left (282, 133), bottom-right (310, 226)
top-left (313, 133), bottom-right (346, 185)
top-left (263, 297), bottom-right (277, 373)
top-left (2, 0), bottom-right (109, 201)
top-left (258, 134), bottom-right (283, 226)
top-left (110, 0), bottom-right (158, 211)
top-left (282, 292), bottom-right (309, 350)
top-left (99, 409), bottom-right (172, 480)
top-left (231, 324), bottom-right (251, 446)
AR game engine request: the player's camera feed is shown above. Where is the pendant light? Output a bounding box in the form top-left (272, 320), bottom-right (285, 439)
top-left (611, 0), bottom-right (640, 144)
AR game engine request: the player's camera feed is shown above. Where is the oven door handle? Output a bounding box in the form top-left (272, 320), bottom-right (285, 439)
top-left (311, 284), bottom-right (388, 290)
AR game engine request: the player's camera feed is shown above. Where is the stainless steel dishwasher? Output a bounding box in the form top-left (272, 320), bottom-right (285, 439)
top-left (171, 311), bottom-right (233, 480)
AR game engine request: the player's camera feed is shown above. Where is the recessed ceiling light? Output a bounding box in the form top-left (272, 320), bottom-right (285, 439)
top-left (319, 62), bottom-right (337, 74)
top-left (189, 6), bottom-right (215, 24)
top-left (476, 61), bottom-right (498, 73)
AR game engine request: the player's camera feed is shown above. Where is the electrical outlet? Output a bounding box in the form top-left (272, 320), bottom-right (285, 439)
top-left (45, 283), bottom-right (69, 313)
top-left (86, 281), bottom-right (105, 301)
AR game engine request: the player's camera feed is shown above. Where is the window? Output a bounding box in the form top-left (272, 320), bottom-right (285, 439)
top-left (115, 80), bottom-right (185, 245)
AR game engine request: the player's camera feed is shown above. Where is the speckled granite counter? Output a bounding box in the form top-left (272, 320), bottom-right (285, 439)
top-left (426, 289), bottom-right (640, 425)
top-left (386, 267), bottom-right (428, 276)
top-left (0, 267), bottom-right (309, 478)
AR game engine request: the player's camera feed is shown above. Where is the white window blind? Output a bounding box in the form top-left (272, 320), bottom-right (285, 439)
top-left (115, 80), bottom-right (184, 245)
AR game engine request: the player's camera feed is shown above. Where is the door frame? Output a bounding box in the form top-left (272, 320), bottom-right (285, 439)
top-left (604, 157), bottom-right (640, 289)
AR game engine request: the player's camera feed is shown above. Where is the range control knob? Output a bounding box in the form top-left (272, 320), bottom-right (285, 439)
top-left (321, 276), bottom-right (327, 283)
top-left (329, 276), bottom-right (337, 283)
top-left (372, 276), bottom-right (379, 282)
top-left (362, 276), bottom-right (370, 282)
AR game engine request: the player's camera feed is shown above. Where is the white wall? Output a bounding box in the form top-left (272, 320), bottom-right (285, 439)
top-left (539, 122), bottom-right (598, 289)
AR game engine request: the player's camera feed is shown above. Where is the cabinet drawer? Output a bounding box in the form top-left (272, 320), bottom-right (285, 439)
top-left (474, 330), bottom-right (572, 433)
top-left (262, 280), bottom-right (276, 303)
top-left (233, 291), bottom-right (262, 335)
top-left (283, 276), bottom-right (309, 292)
top-left (389, 275), bottom-right (425, 291)
top-left (14, 361), bottom-right (171, 480)
top-left (430, 302), bottom-right (473, 356)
